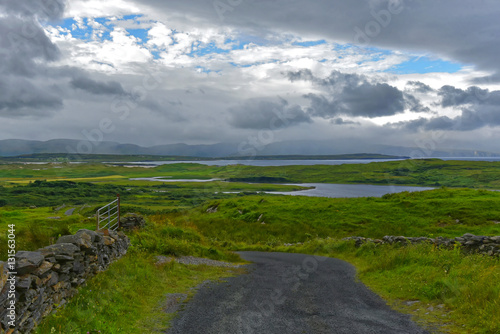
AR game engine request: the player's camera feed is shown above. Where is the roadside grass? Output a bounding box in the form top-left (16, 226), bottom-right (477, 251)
top-left (172, 189), bottom-right (500, 246)
top-left (269, 240), bottom-right (500, 334)
top-left (0, 208), bottom-right (94, 260)
top-left (33, 214), bottom-right (245, 333)
top-left (34, 249), bottom-right (244, 334)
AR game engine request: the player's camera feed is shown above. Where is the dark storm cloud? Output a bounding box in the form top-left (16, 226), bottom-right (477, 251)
top-left (0, 0), bottom-right (66, 117)
top-left (140, 0), bottom-right (500, 81)
top-left (331, 118), bottom-right (360, 125)
top-left (288, 70), bottom-right (422, 118)
top-left (437, 85), bottom-right (500, 107)
top-left (228, 98), bottom-right (312, 129)
top-left (70, 76), bottom-right (128, 96)
top-left (393, 105), bottom-right (500, 132)
top-left (0, 78), bottom-right (63, 115)
top-left (0, 16), bottom-right (60, 77)
top-left (0, 0), bottom-right (66, 20)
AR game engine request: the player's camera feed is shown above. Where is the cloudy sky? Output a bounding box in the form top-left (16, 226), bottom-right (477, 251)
top-left (1, 0), bottom-right (500, 154)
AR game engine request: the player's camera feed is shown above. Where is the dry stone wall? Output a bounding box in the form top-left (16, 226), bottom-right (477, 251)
top-left (343, 233), bottom-right (500, 256)
top-left (0, 229), bottom-right (130, 334)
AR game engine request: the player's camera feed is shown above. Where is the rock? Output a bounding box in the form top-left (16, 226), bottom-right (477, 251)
top-left (406, 300), bottom-right (420, 306)
top-left (76, 229), bottom-right (100, 243)
top-left (103, 236), bottom-right (115, 246)
top-left (16, 275), bottom-right (33, 290)
top-left (32, 261), bottom-right (53, 276)
top-left (56, 233), bottom-right (93, 250)
top-left (39, 243), bottom-right (79, 257)
top-left (119, 213), bottom-right (146, 229)
top-left (15, 252), bottom-right (45, 275)
top-left (206, 205), bottom-right (219, 214)
top-left (155, 256), bottom-right (173, 266)
top-left (55, 255), bottom-right (74, 261)
top-left (0, 262), bottom-right (8, 292)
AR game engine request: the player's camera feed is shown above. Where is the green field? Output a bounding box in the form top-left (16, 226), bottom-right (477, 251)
top-left (0, 158), bottom-right (499, 333)
top-left (2, 159), bottom-right (500, 189)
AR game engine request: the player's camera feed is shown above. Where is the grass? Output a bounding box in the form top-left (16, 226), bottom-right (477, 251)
top-left (0, 207), bottom-right (95, 260)
top-left (1, 160), bottom-right (499, 333)
top-left (34, 249), bottom-right (245, 333)
top-left (171, 189), bottom-right (500, 246)
top-left (2, 159), bottom-right (500, 188)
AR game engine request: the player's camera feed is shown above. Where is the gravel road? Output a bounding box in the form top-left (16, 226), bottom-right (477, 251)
top-left (165, 251), bottom-right (429, 334)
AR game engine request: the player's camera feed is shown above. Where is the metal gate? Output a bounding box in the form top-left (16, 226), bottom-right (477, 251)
top-left (97, 194), bottom-right (120, 231)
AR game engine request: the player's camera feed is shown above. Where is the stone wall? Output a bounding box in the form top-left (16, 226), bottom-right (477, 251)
top-left (343, 233), bottom-right (500, 256)
top-left (0, 229), bottom-right (130, 334)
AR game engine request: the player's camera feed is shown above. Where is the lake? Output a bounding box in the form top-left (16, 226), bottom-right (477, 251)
top-left (120, 157), bottom-right (500, 167)
top-left (263, 183), bottom-right (435, 198)
top-left (124, 159), bottom-right (405, 167)
top-left (129, 177), bottom-right (435, 198)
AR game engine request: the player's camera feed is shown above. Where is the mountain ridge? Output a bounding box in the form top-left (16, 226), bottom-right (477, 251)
top-left (0, 139), bottom-right (498, 158)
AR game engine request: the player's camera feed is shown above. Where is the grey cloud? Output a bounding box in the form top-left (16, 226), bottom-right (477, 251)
top-left (393, 105), bottom-right (500, 132)
top-left (0, 0), bottom-right (66, 20)
top-left (406, 81), bottom-right (434, 94)
top-left (0, 17), bottom-right (60, 77)
top-left (289, 70), bottom-right (419, 118)
top-left (0, 78), bottom-right (63, 115)
top-left (228, 98), bottom-right (312, 129)
top-left (140, 0), bottom-right (500, 80)
top-left (395, 84), bottom-right (500, 131)
top-left (404, 93), bottom-right (430, 113)
top-left (438, 85), bottom-right (500, 107)
top-left (70, 76), bottom-right (128, 96)
top-left (0, 0), bottom-right (66, 118)
top-left (331, 118), bottom-right (360, 125)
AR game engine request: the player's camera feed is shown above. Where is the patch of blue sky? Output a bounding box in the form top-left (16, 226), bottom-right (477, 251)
top-left (56, 17), bottom-right (114, 41)
top-left (292, 40), bottom-right (327, 47)
top-left (188, 42), bottom-right (231, 57)
top-left (333, 43), bottom-right (355, 51)
top-left (127, 29), bottom-right (149, 44)
top-left (151, 51), bottom-right (162, 60)
top-left (387, 56), bottom-right (463, 74)
top-left (121, 14), bottom-right (144, 21)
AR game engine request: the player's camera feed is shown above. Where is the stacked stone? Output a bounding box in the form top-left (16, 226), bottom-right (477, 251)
top-left (119, 213), bottom-right (146, 230)
top-left (343, 233), bottom-right (500, 256)
top-left (0, 229), bottom-right (129, 334)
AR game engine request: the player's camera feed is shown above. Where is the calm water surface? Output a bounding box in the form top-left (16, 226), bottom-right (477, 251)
top-left (265, 183), bottom-right (435, 198)
top-left (122, 157), bottom-right (500, 167)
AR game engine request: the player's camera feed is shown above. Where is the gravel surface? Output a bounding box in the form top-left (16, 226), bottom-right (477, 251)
top-left (165, 251), bottom-right (429, 334)
top-left (175, 256), bottom-right (242, 268)
top-left (155, 255), bottom-right (242, 268)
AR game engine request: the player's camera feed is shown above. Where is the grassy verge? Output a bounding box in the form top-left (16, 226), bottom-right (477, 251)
top-left (35, 249), bottom-right (244, 333)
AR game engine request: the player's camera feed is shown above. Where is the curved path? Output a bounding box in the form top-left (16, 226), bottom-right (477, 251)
top-left (166, 252), bottom-right (429, 334)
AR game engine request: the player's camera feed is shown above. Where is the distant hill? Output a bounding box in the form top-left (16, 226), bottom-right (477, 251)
top-left (0, 139), bottom-right (498, 158)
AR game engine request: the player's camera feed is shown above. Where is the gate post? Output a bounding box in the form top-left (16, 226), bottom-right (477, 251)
top-left (117, 194), bottom-right (121, 229)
